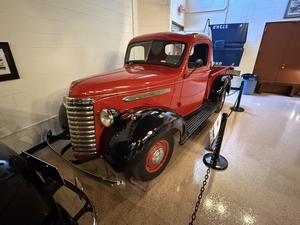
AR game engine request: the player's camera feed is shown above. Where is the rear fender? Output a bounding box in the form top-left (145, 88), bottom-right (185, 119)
top-left (209, 75), bottom-right (231, 102)
top-left (101, 107), bottom-right (187, 172)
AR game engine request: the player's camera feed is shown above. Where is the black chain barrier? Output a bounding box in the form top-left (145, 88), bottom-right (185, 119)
top-left (189, 83), bottom-right (244, 224)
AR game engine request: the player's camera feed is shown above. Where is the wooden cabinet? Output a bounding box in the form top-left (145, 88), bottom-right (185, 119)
top-left (253, 21), bottom-right (300, 96)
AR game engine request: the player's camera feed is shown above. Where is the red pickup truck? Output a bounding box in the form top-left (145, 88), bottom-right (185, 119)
top-left (59, 32), bottom-right (232, 181)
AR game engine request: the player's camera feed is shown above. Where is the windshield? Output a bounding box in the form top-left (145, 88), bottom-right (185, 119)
top-left (125, 40), bottom-right (186, 67)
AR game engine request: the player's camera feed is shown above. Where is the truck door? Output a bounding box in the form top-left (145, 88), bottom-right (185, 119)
top-left (178, 43), bottom-right (211, 116)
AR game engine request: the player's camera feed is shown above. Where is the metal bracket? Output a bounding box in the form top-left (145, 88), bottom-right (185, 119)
top-left (46, 130), bottom-right (126, 188)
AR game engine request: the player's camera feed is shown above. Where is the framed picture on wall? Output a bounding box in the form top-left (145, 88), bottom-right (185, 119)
top-left (284, 0), bottom-right (300, 18)
top-left (0, 42), bottom-right (19, 82)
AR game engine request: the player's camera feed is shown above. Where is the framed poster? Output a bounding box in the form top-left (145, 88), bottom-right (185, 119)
top-left (0, 42), bottom-right (19, 82)
top-left (284, 0), bottom-right (300, 18)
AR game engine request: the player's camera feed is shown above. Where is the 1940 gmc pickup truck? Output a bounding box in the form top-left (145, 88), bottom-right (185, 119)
top-left (59, 32), bottom-right (232, 181)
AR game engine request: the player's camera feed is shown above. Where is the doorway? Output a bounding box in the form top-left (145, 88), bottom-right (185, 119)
top-left (253, 21), bottom-right (300, 95)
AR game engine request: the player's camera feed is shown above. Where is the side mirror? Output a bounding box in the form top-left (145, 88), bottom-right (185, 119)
top-left (186, 58), bottom-right (204, 78)
top-left (194, 59), bottom-right (203, 68)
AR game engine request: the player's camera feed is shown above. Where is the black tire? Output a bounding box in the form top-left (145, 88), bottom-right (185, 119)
top-left (131, 131), bottom-right (174, 181)
top-left (215, 90), bottom-right (226, 113)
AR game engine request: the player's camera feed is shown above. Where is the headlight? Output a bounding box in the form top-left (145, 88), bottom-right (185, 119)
top-left (100, 109), bottom-right (119, 127)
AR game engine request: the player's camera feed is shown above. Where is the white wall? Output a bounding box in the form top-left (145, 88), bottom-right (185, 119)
top-left (0, 0), bottom-right (133, 153)
top-left (170, 0), bottom-right (185, 26)
top-left (133, 0), bottom-right (171, 36)
top-left (184, 0), bottom-right (296, 75)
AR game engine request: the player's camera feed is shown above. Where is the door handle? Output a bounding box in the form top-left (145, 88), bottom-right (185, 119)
top-left (282, 64), bottom-right (285, 69)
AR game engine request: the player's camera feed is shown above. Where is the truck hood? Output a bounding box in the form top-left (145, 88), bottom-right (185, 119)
top-left (68, 66), bottom-right (176, 98)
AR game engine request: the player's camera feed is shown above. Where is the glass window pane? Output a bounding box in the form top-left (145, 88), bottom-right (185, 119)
top-left (129, 46), bottom-right (145, 61)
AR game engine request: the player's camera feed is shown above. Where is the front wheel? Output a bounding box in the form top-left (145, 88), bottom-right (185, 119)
top-left (131, 132), bottom-right (174, 181)
top-left (215, 90), bottom-right (226, 113)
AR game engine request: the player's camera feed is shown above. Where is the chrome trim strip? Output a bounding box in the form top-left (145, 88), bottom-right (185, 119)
top-left (67, 115), bottom-right (94, 121)
top-left (71, 143), bottom-right (96, 148)
top-left (69, 125), bottom-right (95, 130)
top-left (71, 138), bottom-right (96, 143)
top-left (70, 134), bottom-right (96, 139)
top-left (65, 97), bottom-right (95, 105)
top-left (70, 130), bottom-right (95, 135)
top-left (122, 88), bottom-right (171, 102)
top-left (68, 121), bottom-right (95, 126)
top-left (72, 148), bottom-right (97, 153)
top-left (67, 111), bottom-right (94, 116)
top-left (67, 106), bottom-right (94, 110)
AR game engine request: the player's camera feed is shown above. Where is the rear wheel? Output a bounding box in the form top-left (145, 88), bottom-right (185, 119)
top-left (215, 90), bottom-right (226, 113)
top-left (131, 132), bottom-right (174, 181)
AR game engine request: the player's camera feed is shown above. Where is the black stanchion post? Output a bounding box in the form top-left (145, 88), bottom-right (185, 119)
top-left (230, 80), bottom-right (245, 112)
top-left (203, 113), bottom-right (228, 170)
top-left (204, 138), bottom-right (215, 151)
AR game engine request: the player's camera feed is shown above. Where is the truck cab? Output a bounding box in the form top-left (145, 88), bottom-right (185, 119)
top-left (60, 32), bottom-right (232, 181)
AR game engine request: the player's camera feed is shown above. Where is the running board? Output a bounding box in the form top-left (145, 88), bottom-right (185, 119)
top-left (183, 102), bottom-right (219, 142)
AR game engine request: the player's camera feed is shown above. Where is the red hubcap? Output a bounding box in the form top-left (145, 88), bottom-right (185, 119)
top-left (146, 140), bottom-right (169, 173)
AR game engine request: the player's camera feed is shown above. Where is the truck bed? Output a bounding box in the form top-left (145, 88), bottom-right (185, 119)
top-left (210, 65), bottom-right (232, 77)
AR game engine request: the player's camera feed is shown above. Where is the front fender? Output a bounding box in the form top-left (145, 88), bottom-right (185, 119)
top-left (58, 103), bottom-right (68, 131)
top-left (102, 107), bottom-right (186, 172)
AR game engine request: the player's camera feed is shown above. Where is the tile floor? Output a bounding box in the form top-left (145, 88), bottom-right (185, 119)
top-left (32, 90), bottom-right (300, 225)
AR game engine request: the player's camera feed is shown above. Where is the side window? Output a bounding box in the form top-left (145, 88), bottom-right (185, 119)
top-left (188, 44), bottom-right (209, 68)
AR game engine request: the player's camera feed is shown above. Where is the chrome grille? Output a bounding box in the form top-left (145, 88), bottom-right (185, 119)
top-left (65, 97), bottom-right (97, 155)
